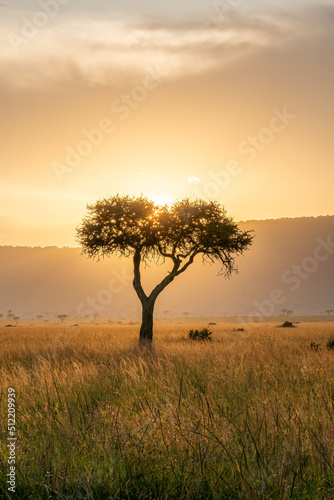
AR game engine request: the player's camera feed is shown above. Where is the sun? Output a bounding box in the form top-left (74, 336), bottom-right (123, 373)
top-left (150, 195), bottom-right (174, 207)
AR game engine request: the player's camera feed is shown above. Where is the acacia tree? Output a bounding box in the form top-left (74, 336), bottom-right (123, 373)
top-left (282, 308), bottom-right (294, 318)
top-left (77, 196), bottom-right (253, 343)
top-left (58, 314), bottom-right (68, 324)
top-left (7, 310), bottom-right (14, 322)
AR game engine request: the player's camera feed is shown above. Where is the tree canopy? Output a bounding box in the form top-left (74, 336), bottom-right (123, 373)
top-left (77, 195), bottom-right (253, 277)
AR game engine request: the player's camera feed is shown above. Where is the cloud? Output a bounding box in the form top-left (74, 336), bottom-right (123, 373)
top-left (188, 176), bottom-right (201, 183)
top-left (0, 10), bottom-right (315, 90)
top-left (0, 5), bottom-right (333, 97)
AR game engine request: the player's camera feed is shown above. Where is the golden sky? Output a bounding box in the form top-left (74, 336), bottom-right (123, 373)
top-left (0, 2), bottom-right (334, 246)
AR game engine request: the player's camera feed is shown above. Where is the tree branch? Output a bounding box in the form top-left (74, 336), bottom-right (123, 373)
top-left (149, 258), bottom-right (180, 302)
top-left (176, 252), bottom-right (197, 276)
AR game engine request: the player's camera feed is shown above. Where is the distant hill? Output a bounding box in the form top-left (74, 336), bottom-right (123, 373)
top-left (0, 216), bottom-right (333, 319)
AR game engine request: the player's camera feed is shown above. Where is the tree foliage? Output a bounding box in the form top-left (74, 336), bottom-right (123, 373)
top-left (76, 195), bottom-right (253, 278)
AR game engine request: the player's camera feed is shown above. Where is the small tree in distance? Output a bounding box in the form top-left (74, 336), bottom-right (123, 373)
top-left (282, 308), bottom-right (293, 318)
top-left (325, 309), bottom-right (333, 317)
top-left (7, 310), bottom-right (14, 322)
top-left (77, 195), bottom-right (253, 343)
top-left (58, 314), bottom-right (68, 324)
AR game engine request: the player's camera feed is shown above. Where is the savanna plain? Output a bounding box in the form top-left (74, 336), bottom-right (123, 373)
top-left (1, 322), bottom-right (334, 499)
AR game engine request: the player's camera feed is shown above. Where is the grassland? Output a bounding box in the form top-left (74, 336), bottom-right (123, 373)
top-left (1, 322), bottom-right (334, 499)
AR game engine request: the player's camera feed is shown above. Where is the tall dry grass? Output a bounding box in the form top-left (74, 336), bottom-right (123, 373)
top-left (0, 323), bottom-right (334, 499)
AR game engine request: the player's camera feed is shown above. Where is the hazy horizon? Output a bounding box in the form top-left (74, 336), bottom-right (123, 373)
top-left (2, 217), bottom-right (333, 318)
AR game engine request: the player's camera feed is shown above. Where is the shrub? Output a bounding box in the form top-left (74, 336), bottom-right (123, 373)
top-left (188, 328), bottom-right (213, 342)
top-left (310, 342), bottom-right (321, 351)
top-left (326, 336), bottom-right (334, 350)
top-left (278, 321), bottom-right (295, 328)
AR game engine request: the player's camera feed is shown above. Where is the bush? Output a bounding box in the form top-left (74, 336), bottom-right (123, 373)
top-left (310, 342), bottom-right (321, 351)
top-left (278, 321), bottom-right (295, 328)
top-left (188, 328), bottom-right (213, 342)
top-left (326, 336), bottom-right (334, 350)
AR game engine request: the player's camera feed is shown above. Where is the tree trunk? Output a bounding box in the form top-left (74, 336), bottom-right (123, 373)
top-left (139, 298), bottom-right (155, 342)
top-left (133, 248), bottom-right (188, 344)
